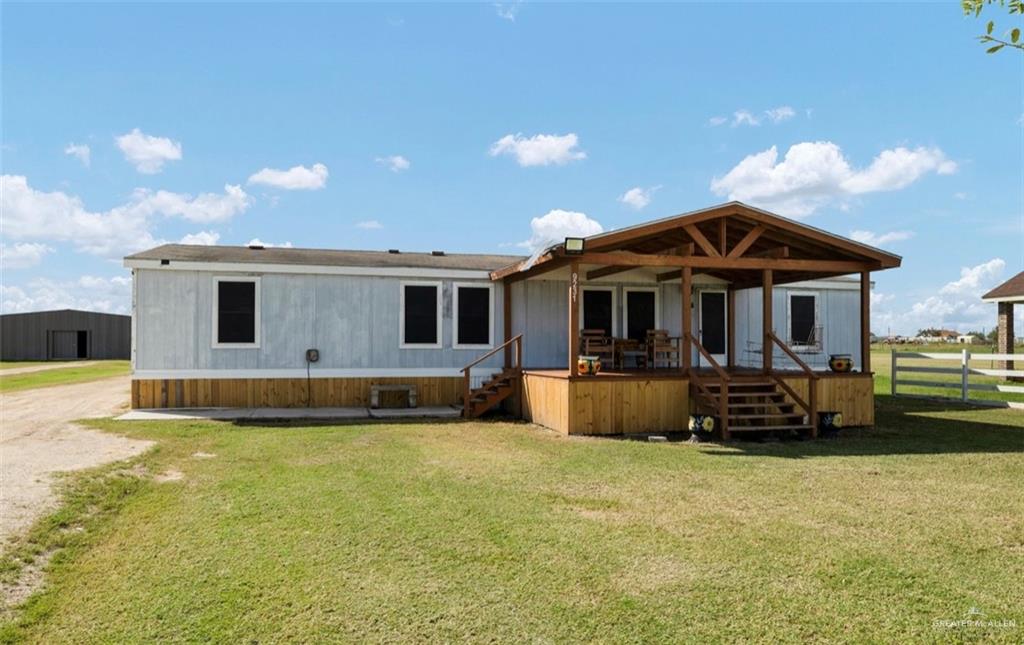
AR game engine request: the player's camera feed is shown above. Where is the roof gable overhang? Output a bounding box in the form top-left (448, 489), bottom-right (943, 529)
top-left (491, 202), bottom-right (902, 286)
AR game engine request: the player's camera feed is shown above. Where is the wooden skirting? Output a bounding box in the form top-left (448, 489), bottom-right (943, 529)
top-left (779, 373), bottom-right (875, 427)
top-left (131, 377), bottom-right (463, 409)
top-left (522, 372), bottom-right (689, 435)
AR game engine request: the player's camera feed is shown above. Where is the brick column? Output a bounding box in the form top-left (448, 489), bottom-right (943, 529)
top-left (997, 301), bottom-right (1015, 371)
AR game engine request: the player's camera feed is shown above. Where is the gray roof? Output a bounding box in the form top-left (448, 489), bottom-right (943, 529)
top-left (125, 244), bottom-right (526, 272)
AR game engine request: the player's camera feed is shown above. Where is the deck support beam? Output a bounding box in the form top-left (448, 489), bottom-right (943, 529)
top-left (727, 287), bottom-right (736, 368)
top-left (860, 270), bottom-right (871, 373)
top-left (681, 267), bottom-right (692, 372)
top-left (503, 280), bottom-right (512, 368)
top-left (569, 260), bottom-right (580, 377)
top-left (763, 269), bottom-right (773, 373)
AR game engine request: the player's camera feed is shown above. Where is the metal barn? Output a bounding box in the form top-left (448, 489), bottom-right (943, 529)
top-left (0, 309), bottom-right (131, 361)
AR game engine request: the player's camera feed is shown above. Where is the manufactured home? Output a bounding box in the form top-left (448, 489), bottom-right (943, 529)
top-left (125, 202), bottom-right (901, 437)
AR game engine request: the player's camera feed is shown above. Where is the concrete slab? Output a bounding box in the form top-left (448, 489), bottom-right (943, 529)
top-left (368, 406), bottom-right (461, 419)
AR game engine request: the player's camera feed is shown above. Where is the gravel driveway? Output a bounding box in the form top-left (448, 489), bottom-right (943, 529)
top-left (0, 375), bottom-right (152, 547)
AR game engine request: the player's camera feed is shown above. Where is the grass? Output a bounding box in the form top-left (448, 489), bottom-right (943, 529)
top-left (0, 361), bottom-right (130, 393)
top-left (0, 362), bottom-right (55, 370)
top-left (2, 398), bottom-right (1022, 642)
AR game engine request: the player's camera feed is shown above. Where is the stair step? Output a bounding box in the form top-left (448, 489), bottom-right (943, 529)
top-left (728, 402), bottom-right (795, 409)
top-left (724, 391), bottom-right (785, 398)
top-left (729, 413), bottom-right (804, 420)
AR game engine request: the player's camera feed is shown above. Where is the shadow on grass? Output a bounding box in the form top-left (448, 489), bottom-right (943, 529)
top-left (701, 395), bottom-right (1024, 459)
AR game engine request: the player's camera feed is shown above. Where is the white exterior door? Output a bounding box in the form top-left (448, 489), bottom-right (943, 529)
top-left (698, 289), bottom-right (727, 365)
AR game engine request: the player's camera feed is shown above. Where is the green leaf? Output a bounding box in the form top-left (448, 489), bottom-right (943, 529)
top-left (987, 20), bottom-right (994, 34)
top-left (986, 44), bottom-right (1005, 53)
top-left (1012, 28), bottom-right (1021, 43)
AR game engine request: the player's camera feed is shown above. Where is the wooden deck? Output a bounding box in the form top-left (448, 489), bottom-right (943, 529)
top-left (521, 368), bottom-right (874, 435)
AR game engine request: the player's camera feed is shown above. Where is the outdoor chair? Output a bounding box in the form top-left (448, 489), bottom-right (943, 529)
top-left (647, 329), bottom-right (681, 369)
top-left (580, 329), bottom-right (616, 365)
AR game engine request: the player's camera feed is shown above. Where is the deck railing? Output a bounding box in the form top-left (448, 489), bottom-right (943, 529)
top-left (684, 332), bottom-right (731, 438)
top-left (891, 350), bottom-right (1024, 409)
top-left (767, 331), bottom-right (818, 433)
top-left (461, 334), bottom-right (523, 417)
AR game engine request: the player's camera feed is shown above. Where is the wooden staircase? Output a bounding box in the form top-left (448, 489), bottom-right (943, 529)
top-left (463, 368), bottom-right (521, 418)
top-left (461, 334), bottom-right (524, 419)
top-left (693, 377), bottom-right (815, 436)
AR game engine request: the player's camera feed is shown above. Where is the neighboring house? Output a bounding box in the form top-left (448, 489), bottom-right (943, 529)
top-left (126, 202), bottom-right (901, 437)
top-left (0, 309), bottom-right (131, 361)
top-left (916, 330), bottom-right (959, 343)
top-left (956, 334), bottom-right (981, 345)
top-left (982, 270), bottom-right (1023, 371)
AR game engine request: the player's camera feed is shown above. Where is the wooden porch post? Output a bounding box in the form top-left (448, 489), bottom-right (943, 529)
top-left (727, 286), bottom-right (736, 368)
top-left (762, 269), bottom-right (773, 373)
top-left (503, 279), bottom-right (512, 368)
top-left (860, 270), bottom-right (871, 373)
top-left (681, 266), bottom-right (692, 371)
top-left (569, 260), bottom-right (580, 376)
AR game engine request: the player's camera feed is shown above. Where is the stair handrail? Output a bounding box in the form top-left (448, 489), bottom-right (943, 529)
top-left (767, 331), bottom-right (818, 433)
top-left (684, 332), bottom-right (730, 381)
top-left (461, 334), bottom-right (523, 416)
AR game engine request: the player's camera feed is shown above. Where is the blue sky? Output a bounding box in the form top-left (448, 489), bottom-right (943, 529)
top-left (2, 2), bottom-right (1021, 335)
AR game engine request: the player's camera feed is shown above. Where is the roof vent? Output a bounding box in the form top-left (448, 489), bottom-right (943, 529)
top-left (431, 250), bottom-right (445, 257)
top-left (248, 243), bottom-right (265, 250)
top-left (160, 259), bottom-right (170, 266)
top-left (388, 249), bottom-right (400, 254)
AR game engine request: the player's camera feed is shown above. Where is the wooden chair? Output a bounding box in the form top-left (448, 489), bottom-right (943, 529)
top-left (647, 329), bottom-right (680, 369)
top-left (580, 329), bottom-right (615, 366)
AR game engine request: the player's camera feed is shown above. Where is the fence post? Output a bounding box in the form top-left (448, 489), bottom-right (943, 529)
top-left (890, 350), bottom-right (897, 396)
top-left (961, 349), bottom-right (970, 402)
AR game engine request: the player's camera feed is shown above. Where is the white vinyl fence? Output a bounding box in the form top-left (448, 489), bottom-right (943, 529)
top-left (891, 350), bottom-right (1024, 409)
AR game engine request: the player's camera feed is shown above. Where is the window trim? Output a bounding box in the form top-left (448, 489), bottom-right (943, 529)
top-left (399, 280), bottom-right (443, 349)
top-left (212, 275), bottom-right (261, 349)
top-left (452, 282), bottom-right (494, 350)
top-left (787, 290), bottom-right (821, 352)
top-left (578, 286), bottom-right (618, 336)
top-left (622, 287), bottom-right (661, 341)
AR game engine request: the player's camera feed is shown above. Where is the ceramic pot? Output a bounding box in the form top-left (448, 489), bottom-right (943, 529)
top-left (828, 354), bottom-right (853, 373)
top-left (577, 355), bottom-right (601, 376)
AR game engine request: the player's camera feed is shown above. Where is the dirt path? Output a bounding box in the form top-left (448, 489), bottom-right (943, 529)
top-left (0, 375), bottom-right (152, 547)
top-left (0, 361), bottom-right (104, 376)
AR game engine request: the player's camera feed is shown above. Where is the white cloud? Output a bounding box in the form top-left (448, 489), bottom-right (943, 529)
top-left (764, 106), bottom-right (796, 124)
top-left (872, 258), bottom-right (1010, 335)
top-left (115, 128), bottom-right (182, 174)
top-left (0, 243), bottom-right (54, 269)
top-left (64, 143), bottom-right (91, 167)
top-left (1, 175), bottom-right (249, 257)
top-left (489, 133), bottom-right (586, 167)
top-left (494, 1), bottom-right (521, 21)
top-left (849, 230), bottom-right (915, 247)
top-left (953, 191), bottom-right (968, 200)
top-left (732, 110), bottom-right (761, 127)
top-left (375, 155), bottom-right (410, 172)
top-left (179, 231), bottom-right (221, 245)
top-left (246, 238), bottom-right (293, 248)
top-left (708, 116), bottom-right (728, 127)
top-left (710, 142), bottom-right (957, 217)
top-left (618, 185), bottom-right (659, 210)
top-left (355, 220), bottom-right (383, 230)
top-left (247, 163), bottom-right (328, 190)
top-left (0, 275), bottom-right (131, 315)
top-left (519, 209), bottom-right (604, 251)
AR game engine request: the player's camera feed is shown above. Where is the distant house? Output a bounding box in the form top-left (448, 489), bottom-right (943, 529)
top-left (916, 329), bottom-right (959, 343)
top-left (0, 309), bottom-right (130, 361)
top-left (982, 270), bottom-right (1023, 369)
top-left (125, 202), bottom-right (902, 436)
top-left (956, 333), bottom-right (981, 345)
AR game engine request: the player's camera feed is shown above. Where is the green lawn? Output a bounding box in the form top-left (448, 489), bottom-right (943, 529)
top-left (0, 361), bottom-right (130, 393)
top-left (0, 362), bottom-right (54, 370)
top-left (2, 398), bottom-right (1022, 642)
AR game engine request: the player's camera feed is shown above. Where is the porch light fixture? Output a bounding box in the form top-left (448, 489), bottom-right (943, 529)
top-left (564, 237), bottom-right (585, 255)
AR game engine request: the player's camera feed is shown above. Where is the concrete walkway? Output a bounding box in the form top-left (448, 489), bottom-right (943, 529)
top-left (117, 406), bottom-right (462, 422)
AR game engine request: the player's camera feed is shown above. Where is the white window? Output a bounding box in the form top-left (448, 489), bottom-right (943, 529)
top-left (400, 281), bottom-right (443, 348)
top-left (579, 286), bottom-right (617, 336)
top-left (787, 291), bottom-right (820, 351)
top-left (453, 282), bottom-right (494, 349)
top-left (212, 276), bottom-right (261, 348)
top-left (623, 287), bottom-right (660, 342)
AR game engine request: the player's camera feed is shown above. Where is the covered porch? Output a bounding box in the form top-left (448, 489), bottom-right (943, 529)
top-left (484, 202), bottom-right (901, 437)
